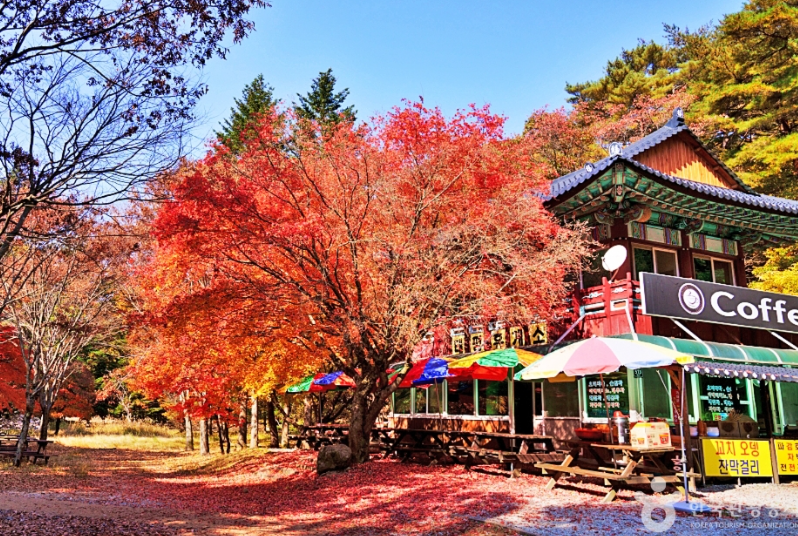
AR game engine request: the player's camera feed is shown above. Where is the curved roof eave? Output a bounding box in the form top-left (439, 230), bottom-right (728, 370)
top-left (546, 156), bottom-right (798, 217)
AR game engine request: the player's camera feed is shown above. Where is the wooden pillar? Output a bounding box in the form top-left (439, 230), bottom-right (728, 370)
top-left (761, 381), bottom-right (780, 484)
top-left (761, 381), bottom-right (775, 439)
top-left (735, 247), bottom-right (747, 287)
top-left (679, 233), bottom-right (694, 279)
top-left (610, 219), bottom-right (632, 279)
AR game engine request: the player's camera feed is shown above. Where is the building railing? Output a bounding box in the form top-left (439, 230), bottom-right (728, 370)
top-left (565, 274), bottom-right (644, 338)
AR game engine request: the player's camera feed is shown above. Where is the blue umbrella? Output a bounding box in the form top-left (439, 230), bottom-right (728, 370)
top-left (412, 357), bottom-right (453, 385)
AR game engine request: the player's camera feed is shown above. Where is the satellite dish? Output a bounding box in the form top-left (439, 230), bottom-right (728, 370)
top-left (601, 245), bottom-right (628, 272)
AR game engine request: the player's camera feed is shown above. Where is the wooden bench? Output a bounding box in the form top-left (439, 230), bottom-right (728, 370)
top-left (0, 438), bottom-right (53, 465)
top-left (536, 450), bottom-right (701, 503)
top-left (464, 433), bottom-right (562, 473)
top-left (0, 449), bottom-right (50, 465)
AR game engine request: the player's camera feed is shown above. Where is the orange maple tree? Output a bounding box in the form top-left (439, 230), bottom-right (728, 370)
top-left (141, 101), bottom-right (589, 462)
top-left (0, 327), bottom-right (26, 413)
top-left (522, 89), bottom-right (702, 185)
top-left (126, 215), bottom-right (321, 452)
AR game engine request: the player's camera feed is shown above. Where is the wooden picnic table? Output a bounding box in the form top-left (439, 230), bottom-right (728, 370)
top-left (465, 432), bottom-right (560, 471)
top-left (0, 436), bottom-right (53, 465)
top-left (382, 428), bottom-right (472, 460)
top-left (291, 423), bottom-right (350, 450)
top-left (536, 441), bottom-right (700, 503)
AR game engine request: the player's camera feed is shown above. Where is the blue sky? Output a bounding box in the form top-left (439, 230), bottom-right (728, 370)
top-left (196, 0), bottom-right (742, 144)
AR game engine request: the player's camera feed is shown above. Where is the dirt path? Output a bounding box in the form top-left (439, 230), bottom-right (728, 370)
top-left (8, 439), bottom-right (796, 535)
top-left (0, 491), bottom-right (292, 536)
top-left (0, 491), bottom-right (285, 536)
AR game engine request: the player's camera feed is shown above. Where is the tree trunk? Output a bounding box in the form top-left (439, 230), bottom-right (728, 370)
top-left (14, 396), bottom-right (35, 467)
top-left (237, 400), bottom-right (247, 450)
top-left (303, 396), bottom-right (314, 426)
top-left (249, 395), bottom-right (259, 449)
top-left (184, 411), bottom-right (194, 451)
top-left (266, 396), bottom-right (279, 448)
top-left (279, 398), bottom-right (292, 448)
top-left (216, 416), bottom-right (225, 454)
top-left (38, 404), bottom-right (52, 442)
top-left (54, 418), bottom-right (61, 436)
top-left (199, 418), bottom-right (209, 455)
top-left (348, 388), bottom-right (385, 464)
top-left (223, 421), bottom-right (231, 454)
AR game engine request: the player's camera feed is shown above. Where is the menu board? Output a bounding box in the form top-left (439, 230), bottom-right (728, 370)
top-left (702, 439), bottom-right (773, 477)
top-left (699, 376), bottom-right (742, 420)
top-left (774, 439), bottom-right (798, 475)
top-left (586, 372), bottom-right (629, 419)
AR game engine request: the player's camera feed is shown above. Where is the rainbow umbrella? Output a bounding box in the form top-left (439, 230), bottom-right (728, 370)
top-left (449, 347), bottom-right (543, 381)
top-left (398, 358), bottom-right (447, 388)
top-left (514, 337), bottom-right (695, 381)
top-left (284, 371), bottom-right (355, 393)
top-left (410, 357), bottom-right (450, 386)
top-left (314, 371), bottom-right (356, 389)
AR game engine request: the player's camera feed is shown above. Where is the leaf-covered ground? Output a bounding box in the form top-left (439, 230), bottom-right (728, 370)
top-left (1, 442), bottom-right (797, 535)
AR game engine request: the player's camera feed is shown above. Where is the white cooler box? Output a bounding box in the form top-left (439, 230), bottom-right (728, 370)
top-left (630, 422), bottom-right (672, 448)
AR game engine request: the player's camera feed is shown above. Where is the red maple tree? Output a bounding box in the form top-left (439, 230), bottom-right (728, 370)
top-left (143, 101), bottom-right (590, 462)
top-left (0, 328), bottom-right (26, 413)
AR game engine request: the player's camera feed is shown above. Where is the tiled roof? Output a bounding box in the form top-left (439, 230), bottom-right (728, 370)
top-left (547, 109), bottom-right (798, 214)
top-left (548, 154), bottom-right (798, 215)
top-left (627, 159), bottom-right (798, 215)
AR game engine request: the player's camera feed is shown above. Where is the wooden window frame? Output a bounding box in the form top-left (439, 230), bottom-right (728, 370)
top-left (632, 245), bottom-right (680, 279)
top-left (693, 254), bottom-right (736, 286)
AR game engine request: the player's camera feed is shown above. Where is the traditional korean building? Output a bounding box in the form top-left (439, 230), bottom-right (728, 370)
top-left (391, 110), bottom-right (798, 468)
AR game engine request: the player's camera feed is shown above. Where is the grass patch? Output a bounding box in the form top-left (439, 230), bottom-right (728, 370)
top-left (52, 419), bottom-right (185, 452)
top-left (165, 448), bottom-right (271, 475)
top-left (57, 419), bottom-right (177, 438)
top-left (54, 434), bottom-right (186, 452)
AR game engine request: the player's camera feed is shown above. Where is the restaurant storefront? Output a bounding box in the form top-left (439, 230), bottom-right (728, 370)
top-left (388, 109), bottom-right (798, 481)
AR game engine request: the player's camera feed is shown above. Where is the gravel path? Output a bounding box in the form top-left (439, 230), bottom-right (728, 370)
top-left (0, 509), bottom-right (182, 536)
top-left (483, 480), bottom-right (798, 535)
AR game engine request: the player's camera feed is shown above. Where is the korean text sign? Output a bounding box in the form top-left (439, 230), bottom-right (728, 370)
top-left (702, 439), bottom-right (773, 477)
top-left (774, 439), bottom-right (798, 475)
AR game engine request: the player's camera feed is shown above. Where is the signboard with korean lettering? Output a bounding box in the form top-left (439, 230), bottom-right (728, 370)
top-left (529, 322), bottom-right (548, 345)
top-left (491, 329), bottom-right (506, 349)
top-left (468, 326), bottom-right (484, 353)
top-left (774, 439), bottom-right (798, 475)
top-left (702, 439), bottom-right (773, 477)
top-left (698, 376), bottom-right (743, 421)
top-left (586, 372), bottom-right (629, 419)
top-left (451, 334), bottom-right (465, 355)
top-left (509, 326), bottom-right (525, 348)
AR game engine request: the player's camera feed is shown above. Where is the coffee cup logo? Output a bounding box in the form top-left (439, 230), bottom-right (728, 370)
top-left (678, 283), bottom-right (705, 315)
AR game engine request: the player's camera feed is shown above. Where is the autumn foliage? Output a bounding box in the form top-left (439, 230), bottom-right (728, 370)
top-left (0, 328), bottom-right (25, 412)
top-left (130, 101), bottom-right (589, 461)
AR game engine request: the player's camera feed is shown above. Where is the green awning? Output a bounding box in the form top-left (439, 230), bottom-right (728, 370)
top-left (613, 334), bottom-right (798, 366)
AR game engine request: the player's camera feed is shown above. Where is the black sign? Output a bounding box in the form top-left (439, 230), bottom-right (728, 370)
top-left (586, 372), bottom-right (629, 419)
top-left (698, 376), bottom-right (743, 420)
top-left (641, 273), bottom-right (798, 334)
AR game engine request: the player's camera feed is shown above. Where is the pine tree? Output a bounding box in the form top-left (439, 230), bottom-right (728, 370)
top-left (217, 75), bottom-right (277, 154)
top-left (564, 1), bottom-right (798, 198)
top-left (565, 41), bottom-right (684, 107)
top-left (674, 0), bottom-right (798, 197)
top-left (294, 69), bottom-right (356, 129)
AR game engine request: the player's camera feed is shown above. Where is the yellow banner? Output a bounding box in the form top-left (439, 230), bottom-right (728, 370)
top-left (702, 439), bottom-right (772, 477)
top-left (529, 322), bottom-right (547, 345)
top-left (774, 439), bottom-right (798, 475)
